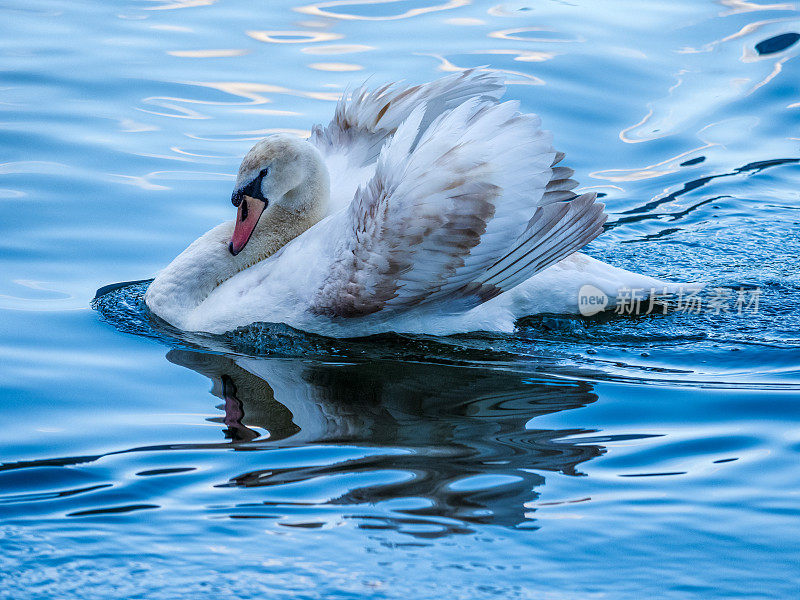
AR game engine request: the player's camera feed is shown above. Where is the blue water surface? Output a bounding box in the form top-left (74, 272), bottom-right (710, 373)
top-left (1, 1), bottom-right (800, 598)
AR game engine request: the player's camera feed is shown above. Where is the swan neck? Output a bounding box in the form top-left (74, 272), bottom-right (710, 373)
top-left (243, 201), bottom-right (324, 268)
top-left (145, 140), bottom-right (330, 328)
top-left (241, 152), bottom-right (329, 269)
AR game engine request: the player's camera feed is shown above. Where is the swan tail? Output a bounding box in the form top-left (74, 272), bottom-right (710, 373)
top-left (501, 253), bottom-right (705, 318)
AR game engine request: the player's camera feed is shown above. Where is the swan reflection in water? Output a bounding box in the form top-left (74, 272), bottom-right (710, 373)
top-left (168, 349), bottom-right (605, 535)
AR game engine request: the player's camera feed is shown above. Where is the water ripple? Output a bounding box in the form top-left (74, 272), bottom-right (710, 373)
top-left (3, 1), bottom-right (800, 597)
top-left (296, 0), bottom-right (470, 21)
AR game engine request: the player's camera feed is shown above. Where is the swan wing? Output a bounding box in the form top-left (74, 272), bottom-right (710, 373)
top-left (309, 97), bottom-right (607, 319)
top-left (310, 69), bottom-right (505, 213)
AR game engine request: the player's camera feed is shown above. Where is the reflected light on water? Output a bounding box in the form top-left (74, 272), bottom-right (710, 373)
top-left (444, 17), bottom-right (485, 26)
top-left (478, 49), bottom-right (554, 62)
top-left (190, 81), bottom-right (342, 102)
top-left (677, 17), bottom-right (798, 53)
top-left (167, 49), bottom-right (250, 58)
top-left (185, 128), bottom-right (312, 141)
top-left (718, 0), bottom-right (796, 16)
top-left (0, 280), bottom-right (77, 312)
top-left (296, 0), bottom-right (470, 21)
top-left (118, 118), bottom-right (160, 133)
top-left (234, 108), bottom-right (304, 116)
top-left (0, 161), bottom-right (71, 176)
top-left (109, 170), bottom-right (234, 191)
top-left (138, 81), bottom-right (341, 121)
top-left (136, 100), bottom-right (210, 120)
top-left (149, 24), bottom-right (194, 32)
top-left (421, 53), bottom-right (545, 85)
top-left (300, 43), bottom-right (375, 54)
top-left (246, 30), bottom-right (344, 44)
top-left (489, 27), bottom-right (583, 43)
top-left (144, 0), bottom-right (218, 10)
top-left (487, 3), bottom-right (542, 18)
top-left (620, 10), bottom-right (800, 142)
top-left (747, 55), bottom-right (790, 92)
top-left (308, 62), bottom-right (364, 71)
top-left (591, 143), bottom-right (716, 182)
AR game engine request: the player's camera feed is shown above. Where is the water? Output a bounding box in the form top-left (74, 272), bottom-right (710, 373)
top-left (2, 0), bottom-right (800, 597)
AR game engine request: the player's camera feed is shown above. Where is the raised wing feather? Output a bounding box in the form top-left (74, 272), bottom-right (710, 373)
top-left (310, 69), bottom-right (506, 213)
top-left (310, 96), bottom-right (607, 319)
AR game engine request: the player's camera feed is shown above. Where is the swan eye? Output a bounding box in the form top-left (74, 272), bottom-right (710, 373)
top-left (259, 166), bottom-right (269, 179)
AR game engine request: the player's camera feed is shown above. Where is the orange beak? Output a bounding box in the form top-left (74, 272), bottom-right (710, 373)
top-left (229, 195), bottom-right (266, 256)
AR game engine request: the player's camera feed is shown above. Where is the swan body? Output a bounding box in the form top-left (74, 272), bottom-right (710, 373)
top-left (145, 70), bottom-right (684, 338)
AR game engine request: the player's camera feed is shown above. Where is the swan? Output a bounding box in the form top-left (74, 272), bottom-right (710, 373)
top-left (145, 70), bottom-right (689, 338)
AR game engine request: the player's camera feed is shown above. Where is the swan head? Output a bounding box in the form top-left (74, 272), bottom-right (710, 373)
top-left (228, 134), bottom-right (329, 256)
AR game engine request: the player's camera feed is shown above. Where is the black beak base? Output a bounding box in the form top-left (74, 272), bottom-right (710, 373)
top-left (232, 175), bottom-right (267, 207)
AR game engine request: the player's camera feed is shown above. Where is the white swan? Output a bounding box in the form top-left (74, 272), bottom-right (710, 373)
top-left (145, 70), bottom-right (687, 338)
